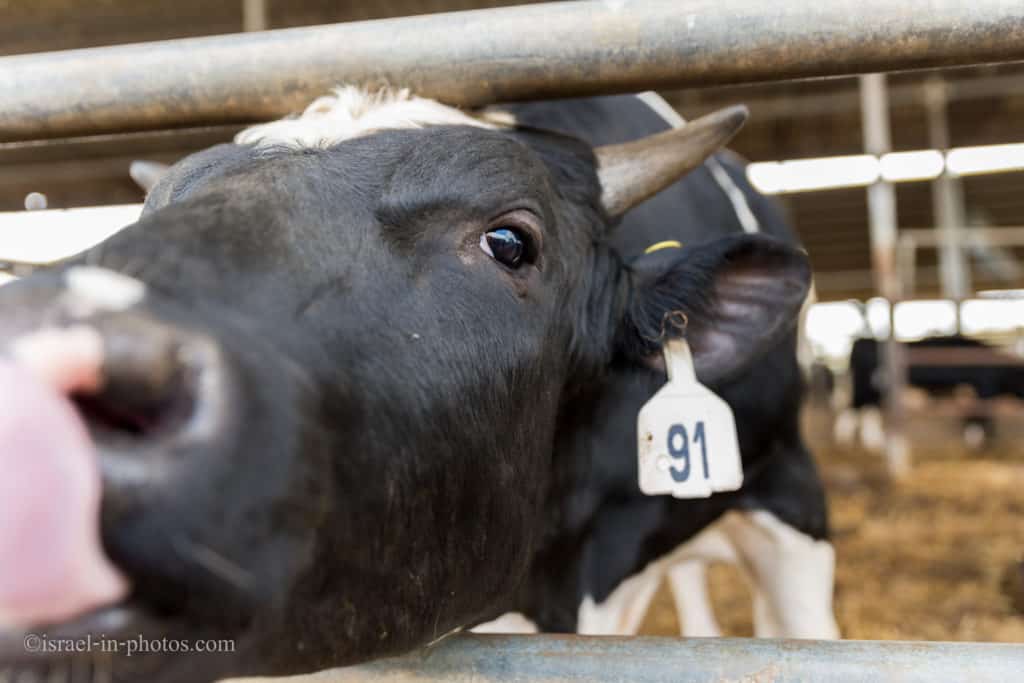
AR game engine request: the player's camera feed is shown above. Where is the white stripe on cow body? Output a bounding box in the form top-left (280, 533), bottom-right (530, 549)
top-left (635, 91), bottom-right (761, 234)
top-left (235, 86), bottom-right (507, 149)
top-left (704, 157), bottom-right (762, 235)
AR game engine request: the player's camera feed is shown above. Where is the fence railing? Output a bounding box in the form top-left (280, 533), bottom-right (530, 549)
top-left (2, 0), bottom-right (1024, 141)
top-left (238, 634), bottom-right (1024, 683)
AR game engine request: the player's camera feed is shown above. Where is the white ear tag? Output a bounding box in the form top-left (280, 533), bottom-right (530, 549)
top-left (637, 338), bottom-right (743, 499)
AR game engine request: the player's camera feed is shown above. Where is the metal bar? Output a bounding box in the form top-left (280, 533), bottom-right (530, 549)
top-left (860, 73), bottom-right (911, 478)
top-left (271, 634), bottom-right (1024, 682)
top-left (812, 265), bottom-right (1020, 301)
top-left (899, 396), bottom-right (1024, 419)
top-left (898, 234), bottom-right (917, 300)
top-left (242, 0), bottom-right (268, 33)
top-left (903, 226), bottom-right (1024, 248)
top-left (668, 70), bottom-right (1024, 123)
top-left (0, 126), bottom-right (242, 166)
top-left (925, 76), bottom-right (971, 322)
top-left (3, 0), bottom-right (1024, 141)
top-left (905, 347), bottom-right (1024, 366)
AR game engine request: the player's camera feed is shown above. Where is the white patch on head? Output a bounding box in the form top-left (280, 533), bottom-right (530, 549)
top-left (235, 86), bottom-right (511, 149)
top-left (64, 267), bottom-right (146, 318)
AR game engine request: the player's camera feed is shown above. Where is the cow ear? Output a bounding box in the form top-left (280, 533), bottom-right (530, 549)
top-left (618, 235), bottom-right (811, 384)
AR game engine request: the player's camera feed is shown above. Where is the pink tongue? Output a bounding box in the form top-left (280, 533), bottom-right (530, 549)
top-left (0, 360), bottom-right (129, 628)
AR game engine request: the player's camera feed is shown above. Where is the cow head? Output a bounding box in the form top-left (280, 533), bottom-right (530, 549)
top-left (0, 88), bottom-right (809, 681)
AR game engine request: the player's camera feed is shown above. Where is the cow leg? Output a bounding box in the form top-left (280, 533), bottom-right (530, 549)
top-left (749, 583), bottom-right (786, 637)
top-left (720, 509), bottom-right (839, 639)
top-left (471, 612), bottom-right (539, 634)
top-left (858, 406), bottom-right (886, 453)
top-left (663, 523), bottom-right (737, 637)
top-left (576, 560), bottom-right (664, 635)
top-left (832, 407), bottom-right (859, 446)
top-left (666, 560), bottom-right (721, 637)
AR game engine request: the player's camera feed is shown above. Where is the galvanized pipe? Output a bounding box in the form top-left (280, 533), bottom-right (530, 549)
top-left (3, 0), bottom-right (1024, 141)
top-left (246, 634), bottom-right (1024, 682)
top-left (925, 77), bottom-right (972, 310)
top-left (860, 73), bottom-right (911, 479)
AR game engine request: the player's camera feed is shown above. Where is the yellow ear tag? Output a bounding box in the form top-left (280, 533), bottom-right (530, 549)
top-left (644, 240), bottom-right (683, 255)
top-left (636, 338), bottom-right (743, 498)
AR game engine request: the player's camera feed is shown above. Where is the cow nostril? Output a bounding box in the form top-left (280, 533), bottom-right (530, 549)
top-left (71, 374), bottom-right (194, 440)
top-left (71, 317), bottom-right (202, 444)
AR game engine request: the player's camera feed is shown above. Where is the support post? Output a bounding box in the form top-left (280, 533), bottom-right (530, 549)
top-left (242, 0), bottom-right (268, 33)
top-left (924, 76), bottom-right (970, 330)
top-left (860, 73), bottom-right (910, 477)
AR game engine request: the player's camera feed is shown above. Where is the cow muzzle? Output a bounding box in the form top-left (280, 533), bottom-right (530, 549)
top-left (0, 268), bottom-right (233, 632)
top-left (0, 280), bottom-right (230, 472)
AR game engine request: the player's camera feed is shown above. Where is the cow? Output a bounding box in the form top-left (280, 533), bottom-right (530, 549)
top-left (0, 87), bottom-right (825, 683)
top-left (473, 95), bottom-right (836, 640)
top-left (835, 335), bottom-right (1024, 451)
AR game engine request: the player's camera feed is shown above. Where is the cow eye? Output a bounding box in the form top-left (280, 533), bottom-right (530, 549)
top-left (480, 227), bottom-right (528, 268)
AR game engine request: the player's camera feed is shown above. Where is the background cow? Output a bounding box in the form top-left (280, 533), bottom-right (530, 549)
top-left (836, 335), bottom-right (1024, 451)
top-left (0, 87), bottom-right (818, 682)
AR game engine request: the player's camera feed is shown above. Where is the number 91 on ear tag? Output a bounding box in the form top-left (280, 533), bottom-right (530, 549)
top-left (637, 338), bottom-right (743, 499)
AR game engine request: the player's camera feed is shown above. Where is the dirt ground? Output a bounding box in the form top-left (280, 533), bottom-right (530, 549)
top-left (637, 408), bottom-right (1024, 642)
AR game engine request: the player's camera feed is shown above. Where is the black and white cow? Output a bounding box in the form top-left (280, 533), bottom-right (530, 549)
top-left (835, 335), bottom-right (1024, 451)
top-left (474, 95), bottom-right (836, 640)
top-left (0, 87), bottom-right (831, 683)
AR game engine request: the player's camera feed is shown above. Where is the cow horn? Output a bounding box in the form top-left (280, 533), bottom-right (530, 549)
top-left (596, 105), bottom-right (748, 217)
top-left (129, 160), bottom-right (170, 193)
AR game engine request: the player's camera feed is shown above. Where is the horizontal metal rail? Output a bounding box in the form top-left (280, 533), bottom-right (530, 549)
top-left (905, 346), bottom-right (1024, 367)
top-left (3, 0), bottom-right (1024, 141)
top-left (291, 634), bottom-right (1024, 683)
top-left (902, 226), bottom-right (1024, 249)
top-left (897, 394), bottom-right (1024, 419)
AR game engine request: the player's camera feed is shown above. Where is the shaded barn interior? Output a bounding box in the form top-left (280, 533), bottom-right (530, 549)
top-left (3, 0), bottom-right (1024, 302)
